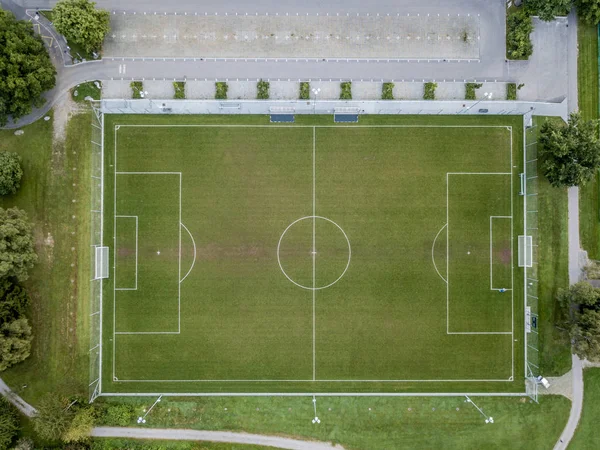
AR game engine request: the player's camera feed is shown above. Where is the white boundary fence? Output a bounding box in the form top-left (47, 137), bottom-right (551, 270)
top-left (89, 105), bottom-right (104, 402)
top-left (89, 100), bottom-right (557, 402)
top-left (523, 115), bottom-right (541, 402)
top-left (98, 99), bottom-right (567, 119)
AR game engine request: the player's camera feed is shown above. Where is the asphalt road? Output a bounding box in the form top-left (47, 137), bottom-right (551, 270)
top-left (14, 0), bottom-right (501, 15)
top-left (0, 0), bottom-right (517, 128)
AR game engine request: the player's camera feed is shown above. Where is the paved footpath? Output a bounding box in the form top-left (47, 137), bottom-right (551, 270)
top-left (0, 378), bottom-right (36, 417)
top-left (554, 355), bottom-right (584, 450)
top-left (91, 427), bottom-right (345, 450)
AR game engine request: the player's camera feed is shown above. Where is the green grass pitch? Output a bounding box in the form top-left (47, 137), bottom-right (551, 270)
top-left (100, 114), bottom-right (525, 394)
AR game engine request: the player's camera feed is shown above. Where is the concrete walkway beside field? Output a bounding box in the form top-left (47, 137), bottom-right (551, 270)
top-left (91, 427), bottom-right (345, 450)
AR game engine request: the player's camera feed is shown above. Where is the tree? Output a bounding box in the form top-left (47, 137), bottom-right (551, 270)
top-left (0, 208), bottom-right (37, 282)
top-left (539, 113), bottom-right (600, 187)
top-left (527, 0), bottom-right (571, 21)
top-left (33, 395), bottom-right (74, 441)
top-left (52, 0), bottom-right (110, 54)
top-left (0, 8), bottom-right (56, 126)
top-left (0, 153), bottom-right (23, 196)
top-left (557, 280), bottom-right (600, 310)
top-left (506, 9), bottom-right (534, 59)
top-left (571, 309), bottom-right (600, 360)
top-left (63, 406), bottom-right (95, 443)
top-left (574, 0), bottom-right (600, 25)
top-left (0, 398), bottom-right (18, 450)
top-left (0, 318), bottom-right (32, 371)
top-left (0, 278), bottom-right (29, 323)
top-left (558, 282), bottom-right (600, 361)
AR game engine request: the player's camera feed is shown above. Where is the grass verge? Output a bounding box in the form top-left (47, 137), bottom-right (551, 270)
top-left (569, 368), bottom-right (600, 449)
top-left (535, 117), bottom-right (572, 376)
top-left (72, 81), bottom-right (102, 103)
top-left (578, 23), bottom-right (600, 260)
top-left (0, 112), bottom-right (92, 404)
top-left (96, 395), bottom-right (570, 450)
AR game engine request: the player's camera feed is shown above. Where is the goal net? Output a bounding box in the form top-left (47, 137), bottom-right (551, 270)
top-left (518, 235), bottom-right (532, 267)
top-left (94, 246), bottom-right (109, 279)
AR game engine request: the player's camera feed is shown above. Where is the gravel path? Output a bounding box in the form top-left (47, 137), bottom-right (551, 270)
top-left (91, 427), bottom-right (345, 450)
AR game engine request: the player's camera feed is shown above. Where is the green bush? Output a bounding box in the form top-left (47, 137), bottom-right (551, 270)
top-left (257, 80), bottom-right (270, 99)
top-left (506, 83), bottom-right (518, 100)
top-left (173, 81), bottom-right (185, 99)
top-left (465, 83), bottom-right (482, 100)
top-left (576, 0), bottom-right (600, 25)
top-left (340, 82), bottom-right (352, 100)
top-left (526, 0), bottom-right (571, 21)
top-left (103, 404), bottom-right (136, 426)
top-left (72, 80), bottom-right (101, 102)
top-left (130, 81), bottom-right (143, 99)
top-left (299, 82), bottom-right (310, 100)
top-left (381, 82), bottom-right (394, 100)
top-left (215, 82), bottom-right (228, 100)
top-left (0, 152), bottom-right (23, 196)
top-left (0, 397), bottom-right (19, 450)
top-left (423, 82), bottom-right (437, 100)
top-left (506, 9), bottom-right (534, 60)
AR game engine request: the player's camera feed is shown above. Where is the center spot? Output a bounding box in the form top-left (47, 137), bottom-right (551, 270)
top-left (277, 216), bottom-right (351, 290)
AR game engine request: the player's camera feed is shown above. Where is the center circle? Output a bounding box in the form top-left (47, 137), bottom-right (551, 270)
top-left (277, 216), bottom-right (351, 290)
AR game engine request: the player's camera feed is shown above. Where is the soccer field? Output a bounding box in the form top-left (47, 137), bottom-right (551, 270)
top-left (100, 114), bottom-right (525, 395)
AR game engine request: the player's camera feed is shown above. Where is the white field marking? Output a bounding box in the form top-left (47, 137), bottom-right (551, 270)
top-left (114, 215), bottom-right (138, 290)
top-left (112, 125), bottom-right (183, 377)
top-left (431, 223), bottom-right (448, 283)
top-left (179, 222), bottom-right (197, 283)
top-left (277, 216), bottom-right (351, 290)
top-left (100, 392), bottom-right (527, 397)
top-left (115, 124), bottom-right (513, 129)
top-left (116, 171), bottom-right (181, 174)
top-left (112, 127), bottom-right (118, 380)
top-left (489, 216), bottom-right (512, 291)
top-left (106, 123), bottom-right (518, 387)
top-left (523, 121), bottom-right (528, 379)
top-left (510, 126), bottom-right (515, 381)
top-left (98, 109), bottom-right (105, 395)
top-left (113, 173), bottom-right (181, 335)
top-left (115, 332), bottom-right (180, 334)
top-left (312, 126), bottom-right (316, 382)
top-left (447, 331), bottom-right (512, 335)
top-left (446, 172), bottom-right (513, 336)
top-left (179, 173), bottom-right (182, 333)
top-left (109, 377), bottom-right (514, 383)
